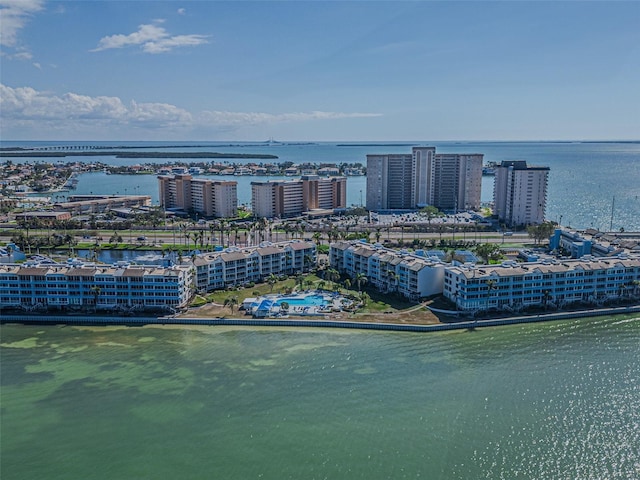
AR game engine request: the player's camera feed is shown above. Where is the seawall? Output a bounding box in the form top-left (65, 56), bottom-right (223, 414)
top-left (1, 305), bottom-right (639, 332)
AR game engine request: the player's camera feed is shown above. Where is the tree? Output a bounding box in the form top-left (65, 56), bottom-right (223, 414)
top-left (475, 243), bottom-right (502, 264)
top-left (312, 231), bottom-right (322, 246)
top-left (359, 291), bottom-right (370, 308)
top-left (542, 289), bottom-right (552, 310)
top-left (266, 273), bottom-right (277, 292)
top-left (223, 295), bottom-right (239, 314)
top-left (279, 301), bottom-right (290, 314)
top-left (90, 285), bottom-right (101, 307)
top-left (355, 272), bottom-right (368, 292)
top-left (485, 279), bottom-right (497, 311)
top-left (527, 221), bottom-right (556, 245)
top-left (420, 205), bottom-right (442, 225)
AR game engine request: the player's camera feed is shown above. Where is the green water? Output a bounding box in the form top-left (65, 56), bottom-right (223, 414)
top-left (2, 317), bottom-right (639, 479)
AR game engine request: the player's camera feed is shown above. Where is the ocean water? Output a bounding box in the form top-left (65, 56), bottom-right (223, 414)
top-left (3, 141), bottom-right (639, 230)
top-left (1, 316), bottom-right (639, 479)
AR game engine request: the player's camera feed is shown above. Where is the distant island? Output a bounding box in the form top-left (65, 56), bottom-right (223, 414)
top-left (336, 143), bottom-right (416, 147)
top-left (0, 151), bottom-right (279, 160)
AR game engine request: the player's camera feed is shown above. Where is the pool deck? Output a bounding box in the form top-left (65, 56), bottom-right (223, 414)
top-left (247, 291), bottom-right (351, 318)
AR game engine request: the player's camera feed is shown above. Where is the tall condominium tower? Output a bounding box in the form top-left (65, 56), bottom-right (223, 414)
top-left (366, 153), bottom-right (414, 210)
top-left (366, 146), bottom-right (483, 212)
top-left (158, 174), bottom-right (237, 218)
top-left (251, 176), bottom-right (347, 218)
top-left (493, 160), bottom-right (550, 227)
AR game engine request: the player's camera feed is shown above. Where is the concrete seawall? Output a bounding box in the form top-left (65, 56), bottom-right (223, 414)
top-left (2, 305), bottom-right (639, 332)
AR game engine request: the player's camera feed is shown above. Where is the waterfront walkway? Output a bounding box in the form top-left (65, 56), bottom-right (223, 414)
top-left (2, 305), bottom-right (639, 332)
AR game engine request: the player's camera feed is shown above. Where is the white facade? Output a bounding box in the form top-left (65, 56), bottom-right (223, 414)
top-left (443, 255), bottom-right (640, 312)
top-left (0, 262), bottom-right (194, 312)
top-left (193, 241), bottom-right (317, 292)
top-left (493, 161), bottom-right (549, 227)
top-left (366, 147), bottom-right (483, 212)
top-left (251, 182), bottom-right (277, 218)
top-left (330, 241), bottom-right (445, 300)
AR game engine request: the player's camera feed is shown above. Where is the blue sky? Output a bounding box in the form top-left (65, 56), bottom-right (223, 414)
top-left (1, 0), bottom-right (639, 141)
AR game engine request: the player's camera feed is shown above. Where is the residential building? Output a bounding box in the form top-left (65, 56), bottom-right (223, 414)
top-left (54, 195), bottom-right (151, 215)
top-left (493, 160), bottom-right (549, 227)
top-left (15, 211), bottom-right (72, 223)
top-left (366, 147), bottom-right (483, 212)
top-left (193, 240), bottom-right (316, 292)
top-left (430, 153), bottom-right (483, 211)
top-left (0, 261), bottom-right (194, 312)
top-left (329, 240), bottom-right (445, 300)
top-left (443, 255), bottom-right (640, 312)
top-left (251, 176), bottom-right (346, 218)
top-left (549, 228), bottom-right (640, 258)
top-left (158, 174), bottom-right (237, 218)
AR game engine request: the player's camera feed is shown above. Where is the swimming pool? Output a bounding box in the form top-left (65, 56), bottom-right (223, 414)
top-left (271, 294), bottom-right (328, 307)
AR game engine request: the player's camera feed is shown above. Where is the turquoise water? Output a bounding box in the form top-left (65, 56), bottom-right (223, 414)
top-left (272, 294), bottom-right (329, 307)
top-left (2, 316), bottom-right (639, 479)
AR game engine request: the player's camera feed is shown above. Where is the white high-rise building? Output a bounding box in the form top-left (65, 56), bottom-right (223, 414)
top-left (493, 160), bottom-right (550, 227)
top-left (366, 146), bottom-right (483, 212)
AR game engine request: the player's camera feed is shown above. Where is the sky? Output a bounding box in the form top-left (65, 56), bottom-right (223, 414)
top-left (1, 0), bottom-right (639, 141)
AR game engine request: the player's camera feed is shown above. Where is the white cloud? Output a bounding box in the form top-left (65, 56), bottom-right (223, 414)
top-left (0, 83), bottom-right (381, 135)
top-left (177, 8), bottom-right (186, 15)
top-left (92, 22), bottom-right (208, 54)
top-left (0, 0), bottom-right (44, 47)
top-left (199, 110), bottom-right (382, 126)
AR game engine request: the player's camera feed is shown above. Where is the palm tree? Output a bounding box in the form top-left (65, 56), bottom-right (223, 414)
top-left (219, 219), bottom-right (228, 247)
top-left (360, 291), bottom-right (370, 307)
top-left (318, 280), bottom-right (326, 291)
top-left (223, 295), bottom-right (239, 314)
top-left (374, 228), bottom-right (382, 244)
top-left (326, 268), bottom-right (340, 289)
top-left (266, 273), bottom-right (277, 292)
top-left (312, 231), bottom-right (322, 246)
top-left (542, 289), bottom-right (551, 310)
top-left (387, 271), bottom-right (399, 293)
top-left (355, 272), bottom-right (368, 292)
top-left (344, 278), bottom-right (352, 291)
top-left (279, 301), bottom-right (290, 315)
top-left (209, 224), bottom-right (217, 251)
top-left (232, 226), bottom-right (240, 246)
top-left (89, 285), bottom-right (101, 309)
top-left (485, 279), bottom-right (497, 311)
top-left (303, 253), bottom-right (315, 271)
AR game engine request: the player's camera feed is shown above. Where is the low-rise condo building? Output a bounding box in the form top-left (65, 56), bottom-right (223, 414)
top-left (549, 228), bottom-right (640, 258)
top-left (329, 241), bottom-right (445, 300)
top-left (54, 195), bottom-right (151, 215)
top-left (192, 240), bottom-right (317, 292)
top-left (0, 261), bottom-right (194, 313)
top-left (444, 255), bottom-right (640, 312)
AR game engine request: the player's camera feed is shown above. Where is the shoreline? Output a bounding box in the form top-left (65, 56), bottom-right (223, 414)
top-left (2, 305), bottom-right (638, 332)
